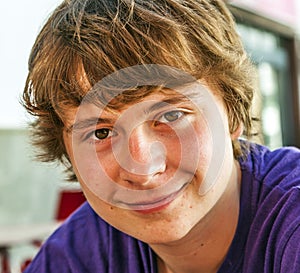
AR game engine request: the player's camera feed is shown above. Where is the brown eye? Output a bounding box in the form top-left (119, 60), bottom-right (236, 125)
top-left (95, 128), bottom-right (111, 140)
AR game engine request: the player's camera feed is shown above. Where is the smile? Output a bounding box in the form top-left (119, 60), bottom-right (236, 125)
top-left (118, 182), bottom-right (189, 213)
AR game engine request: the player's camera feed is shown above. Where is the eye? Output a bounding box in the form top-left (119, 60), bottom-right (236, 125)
top-left (94, 128), bottom-right (113, 140)
top-left (159, 110), bottom-right (183, 123)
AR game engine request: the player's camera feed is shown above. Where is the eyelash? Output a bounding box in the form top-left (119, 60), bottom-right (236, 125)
top-left (153, 110), bottom-right (185, 126)
top-left (84, 109), bottom-right (187, 144)
top-left (84, 127), bottom-right (116, 144)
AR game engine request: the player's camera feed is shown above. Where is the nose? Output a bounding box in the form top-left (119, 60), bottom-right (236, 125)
top-left (116, 125), bottom-right (166, 185)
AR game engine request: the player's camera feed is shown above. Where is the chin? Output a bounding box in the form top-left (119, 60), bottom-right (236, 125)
top-left (143, 222), bottom-right (195, 245)
top-left (128, 208), bottom-right (200, 245)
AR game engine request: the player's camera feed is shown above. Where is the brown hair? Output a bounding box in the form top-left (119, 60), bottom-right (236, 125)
top-left (22, 0), bottom-right (257, 180)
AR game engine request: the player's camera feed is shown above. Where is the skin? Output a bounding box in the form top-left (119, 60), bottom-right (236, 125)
top-left (63, 81), bottom-right (242, 273)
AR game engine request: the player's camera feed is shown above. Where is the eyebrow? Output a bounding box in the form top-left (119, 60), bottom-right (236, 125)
top-left (66, 94), bottom-right (190, 133)
top-left (145, 95), bottom-right (188, 113)
top-left (66, 117), bottom-right (115, 133)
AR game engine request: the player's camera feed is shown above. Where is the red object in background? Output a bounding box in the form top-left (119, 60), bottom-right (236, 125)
top-left (55, 190), bottom-right (86, 221)
top-left (0, 247), bottom-right (10, 273)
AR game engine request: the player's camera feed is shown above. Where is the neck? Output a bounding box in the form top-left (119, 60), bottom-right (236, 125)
top-left (150, 162), bottom-right (241, 273)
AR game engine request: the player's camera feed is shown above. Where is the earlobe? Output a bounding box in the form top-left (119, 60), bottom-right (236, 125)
top-left (231, 123), bottom-right (244, 140)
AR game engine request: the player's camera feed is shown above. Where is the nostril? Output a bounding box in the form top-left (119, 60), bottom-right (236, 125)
top-left (120, 150), bottom-right (166, 177)
top-left (126, 141), bottom-right (166, 176)
top-left (117, 141), bottom-right (167, 185)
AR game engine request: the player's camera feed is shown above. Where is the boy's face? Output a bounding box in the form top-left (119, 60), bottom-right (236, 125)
top-left (63, 79), bottom-right (239, 244)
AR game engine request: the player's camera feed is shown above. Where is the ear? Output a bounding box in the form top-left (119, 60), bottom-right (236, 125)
top-left (231, 123), bottom-right (244, 140)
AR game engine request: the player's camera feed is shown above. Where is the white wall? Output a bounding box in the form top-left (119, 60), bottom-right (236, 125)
top-left (0, 0), bottom-right (62, 128)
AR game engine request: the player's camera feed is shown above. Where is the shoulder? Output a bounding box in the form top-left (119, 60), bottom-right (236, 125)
top-left (24, 203), bottom-right (118, 272)
top-left (23, 202), bottom-right (111, 272)
top-left (237, 142), bottom-right (300, 272)
top-left (238, 141), bottom-right (300, 219)
top-left (277, 222), bottom-right (300, 272)
top-left (24, 202), bottom-right (155, 273)
top-left (239, 141), bottom-right (300, 190)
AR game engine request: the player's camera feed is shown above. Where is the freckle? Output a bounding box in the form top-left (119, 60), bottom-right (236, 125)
top-left (201, 243), bottom-right (204, 247)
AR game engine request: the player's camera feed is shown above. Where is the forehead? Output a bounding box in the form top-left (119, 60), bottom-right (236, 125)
top-left (76, 62), bottom-right (206, 103)
top-left (109, 87), bottom-right (192, 109)
top-left (63, 83), bottom-right (206, 132)
top-left (77, 81), bottom-right (203, 113)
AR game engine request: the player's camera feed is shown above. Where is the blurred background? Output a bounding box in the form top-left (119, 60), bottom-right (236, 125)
top-left (0, 1), bottom-right (74, 272)
top-left (1, 0), bottom-right (300, 272)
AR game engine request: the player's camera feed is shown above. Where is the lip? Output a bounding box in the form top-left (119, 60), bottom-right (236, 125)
top-left (119, 183), bottom-right (189, 213)
top-left (133, 200), bottom-right (173, 214)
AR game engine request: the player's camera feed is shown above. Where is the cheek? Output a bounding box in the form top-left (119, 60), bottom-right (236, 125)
top-left (173, 120), bottom-right (213, 174)
top-left (75, 150), bottom-right (118, 184)
top-left (64, 135), bottom-right (118, 194)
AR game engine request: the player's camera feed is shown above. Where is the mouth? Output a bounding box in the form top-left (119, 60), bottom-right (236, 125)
top-left (118, 182), bottom-right (189, 213)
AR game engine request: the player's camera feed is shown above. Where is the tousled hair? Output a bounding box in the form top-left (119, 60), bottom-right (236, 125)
top-left (22, 0), bottom-right (257, 180)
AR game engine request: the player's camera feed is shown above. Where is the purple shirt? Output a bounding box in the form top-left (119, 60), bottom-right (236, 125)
top-left (24, 143), bottom-right (300, 273)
